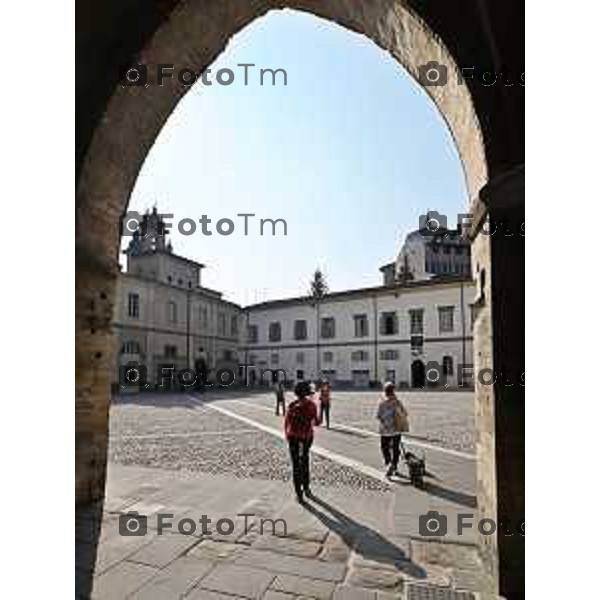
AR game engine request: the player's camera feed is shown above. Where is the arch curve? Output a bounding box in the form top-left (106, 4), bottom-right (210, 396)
top-left (76, 0), bottom-right (487, 264)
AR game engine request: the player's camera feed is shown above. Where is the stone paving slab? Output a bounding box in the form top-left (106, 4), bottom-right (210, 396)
top-left (270, 573), bottom-right (337, 599)
top-left (235, 548), bottom-right (348, 583)
top-left (187, 539), bottom-right (251, 562)
top-left (193, 563), bottom-right (276, 598)
top-left (91, 561), bottom-right (159, 599)
top-left (125, 532), bottom-right (201, 568)
top-left (128, 556), bottom-right (215, 599)
top-left (251, 534), bottom-right (323, 558)
top-left (332, 585), bottom-right (378, 600)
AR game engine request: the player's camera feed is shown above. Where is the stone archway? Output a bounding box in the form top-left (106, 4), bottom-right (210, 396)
top-left (76, 1), bottom-right (523, 597)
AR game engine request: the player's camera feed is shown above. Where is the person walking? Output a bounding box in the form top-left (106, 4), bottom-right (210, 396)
top-left (275, 380), bottom-right (286, 416)
top-left (284, 381), bottom-right (321, 503)
top-left (319, 379), bottom-right (332, 429)
top-left (376, 381), bottom-right (409, 478)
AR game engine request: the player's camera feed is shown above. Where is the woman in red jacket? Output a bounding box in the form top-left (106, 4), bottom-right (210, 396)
top-left (284, 380), bottom-right (321, 503)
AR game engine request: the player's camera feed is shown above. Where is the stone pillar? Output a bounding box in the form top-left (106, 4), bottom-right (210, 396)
top-left (75, 244), bottom-right (119, 505)
top-left (469, 166), bottom-right (525, 599)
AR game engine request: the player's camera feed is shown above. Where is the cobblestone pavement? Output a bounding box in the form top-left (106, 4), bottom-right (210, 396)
top-left (80, 390), bottom-right (485, 599)
top-left (109, 397), bottom-right (389, 491)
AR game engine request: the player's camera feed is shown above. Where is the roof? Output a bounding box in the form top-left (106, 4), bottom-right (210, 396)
top-left (245, 274), bottom-right (474, 311)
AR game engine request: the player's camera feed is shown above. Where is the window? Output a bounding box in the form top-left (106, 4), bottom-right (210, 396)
top-left (296, 370), bottom-right (305, 381)
top-left (199, 305), bottom-right (208, 328)
top-left (269, 322), bottom-right (282, 342)
top-left (223, 349), bottom-right (234, 361)
top-left (380, 349), bottom-right (398, 360)
top-left (247, 325), bottom-right (258, 344)
top-left (322, 369), bottom-right (336, 382)
top-left (443, 356), bottom-right (454, 376)
top-left (231, 315), bottom-right (238, 336)
top-left (386, 369), bottom-right (396, 383)
top-left (127, 293), bottom-right (140, 318)
top-left (164, 345), bottom-right (178, 358)
top-left (168, 300), bottom-right (177, 323)
top-left (354, 314), bottom-right (369, 338)
top-left (438, 306), bottom-right (455, 333)
top-left (469, 304), bottom-right (476, 328)
top-left (296, 352), bottom-right (305, 364)
top-left (351, 350), bottom-right (369, 362)
top-left (323, 351), bottom-right (334, 363)
top-left (294, 319), bottom-right (307, 340)
top-left (271, 353), bottom-right (279, 365)
top-left (321, 317), bottom-right (336, 339)
top-left (380, 312), bottom-right (398, 335)
top-left (411, 335), bottom-right (424, 354)
top-left (218, 313), bottom-right (226, 336)
top-left (409, 309), bottom-right (424, 335)
top-left (121, 341), bottom-right (141, 354)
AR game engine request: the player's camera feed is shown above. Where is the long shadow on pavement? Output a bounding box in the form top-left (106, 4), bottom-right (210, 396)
top-left (304, 496), bottom-right (427, 578)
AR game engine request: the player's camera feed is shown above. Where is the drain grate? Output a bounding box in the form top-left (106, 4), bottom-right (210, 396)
top-left (407, 583), bottom-right (477, 600)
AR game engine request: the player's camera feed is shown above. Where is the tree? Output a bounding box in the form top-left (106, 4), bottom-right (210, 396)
top-left (309, 269), bottom-right (328, 378)
top-left (309, 269), bottom-right (329, 301)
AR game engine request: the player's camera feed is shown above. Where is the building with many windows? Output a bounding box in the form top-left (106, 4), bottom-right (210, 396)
top-left (243, 274), bottom-right (475, 388)
top-left (113, 209), bottom-right (241, 389)
top-left (113, 209), bottom-right (475, 390)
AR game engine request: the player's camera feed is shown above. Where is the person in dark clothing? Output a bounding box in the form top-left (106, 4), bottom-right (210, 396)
top-left (275, 381), bottom-right (286, 416)
top-left (284, 381), bottom-right (321, 503)
top-left (319, 379), bottom-right (332, 429)
top-left (194, 348), bottom-right (208, 392)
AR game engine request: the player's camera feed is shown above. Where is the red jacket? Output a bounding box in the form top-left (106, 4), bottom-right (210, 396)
top-left (284, 398), bottom-right (320, 440)
top-left (319, 384), bottom-right (331, 404)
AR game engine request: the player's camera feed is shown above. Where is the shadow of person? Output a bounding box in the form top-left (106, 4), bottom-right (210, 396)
top-left (304, 495), bottom-right (427, 579)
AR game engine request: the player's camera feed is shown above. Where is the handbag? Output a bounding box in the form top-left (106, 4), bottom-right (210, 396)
top-left (394, 406), bottom-right (409, 432)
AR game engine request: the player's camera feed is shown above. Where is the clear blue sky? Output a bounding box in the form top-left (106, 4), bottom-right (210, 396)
top-left (125, 10), bottom-right (468, 306)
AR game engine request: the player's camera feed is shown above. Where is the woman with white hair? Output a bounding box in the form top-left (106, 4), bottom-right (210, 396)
top-left (376, 381), bottom-right (409, 477)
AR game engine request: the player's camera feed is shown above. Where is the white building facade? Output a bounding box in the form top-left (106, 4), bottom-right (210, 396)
top-left (113, 210), bottom-right (475, 390)
top-left (243, 277), bottom-right (475, 389)
top-left (113, 210), bottom-right (242, 389)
